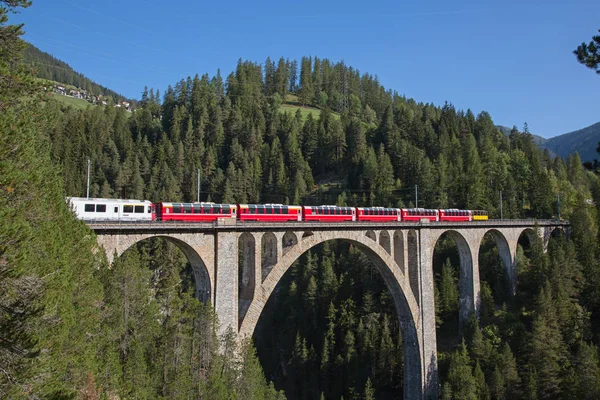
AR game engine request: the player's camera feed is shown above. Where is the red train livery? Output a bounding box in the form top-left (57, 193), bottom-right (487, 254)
top-left (357, 207), bottom-right (401, 222)
top-left (401, 208), bottom-right (439, 222)
top-left (302, 206), bottom-right (356, 222)
top-left (156, 202), bottom-right (236, 222)
top-left (439, 209), bottom-right (471, 222)
top-left (238, 204), bottom-right (302, 222)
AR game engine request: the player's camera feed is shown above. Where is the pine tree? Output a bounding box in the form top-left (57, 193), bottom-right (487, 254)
top-left (573, 342), bottom-right (600, 399)
top-left (364, 377), bottom-right (375, 400)
top-left (439, 258), bottom-right (459, 318)
top-left (445, 341), bottom-right (478, 400)
top-left (299, 56), bottom-right (314, 106)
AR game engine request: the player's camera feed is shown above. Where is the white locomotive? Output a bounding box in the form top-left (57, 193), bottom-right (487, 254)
top-left (67, 197), bottom-right (155, 221)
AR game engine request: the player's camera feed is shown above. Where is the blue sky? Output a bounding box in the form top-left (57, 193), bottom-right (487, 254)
top-left (14, 0), bottom-right (600, 138)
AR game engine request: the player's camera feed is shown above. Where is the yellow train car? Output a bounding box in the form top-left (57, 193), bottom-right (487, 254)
top-left (472, 210), bottom-right (489, 221)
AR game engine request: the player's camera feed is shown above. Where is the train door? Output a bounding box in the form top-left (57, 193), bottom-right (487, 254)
top-left (112, 204), bottom-right (120, 220)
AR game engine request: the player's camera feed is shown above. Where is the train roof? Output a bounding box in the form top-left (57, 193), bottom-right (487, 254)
top-left (67, 197), bottom-right (151, 204)
top-left (160, 202), bottom-right (235, 207)
top-left (357, 206), bottom-right (400, 209)
top-left (238, 204), bottom-right (302, 208)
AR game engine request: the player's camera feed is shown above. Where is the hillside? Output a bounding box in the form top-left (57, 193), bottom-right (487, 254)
top-left (23, 43), bottom-right (130, 103)
top-left (544, 121), bottom-right (600, 162)
top-left (497, 125), bottom-right (548, 146)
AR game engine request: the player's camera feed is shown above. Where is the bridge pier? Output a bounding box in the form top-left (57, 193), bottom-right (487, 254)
top-left (214, 231), bottom-right (238, 337)
top-left (418, 227), bottom-right (439, 398)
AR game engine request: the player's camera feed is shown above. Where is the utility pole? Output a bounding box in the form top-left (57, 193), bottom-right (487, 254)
top-left (197, 168), bottom-right (201, 203)
top-left (557, 193), bottom-right (561, 220)
top-left (86, 158), bottom-right (91, 199)
top-left (415, 185), bottom-right (418, 208)
top-left (500, 190), bottom-right (503, 220)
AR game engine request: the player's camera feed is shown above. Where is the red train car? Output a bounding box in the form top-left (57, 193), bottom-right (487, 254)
top-left (357, 207), bottom-right (401, 222)
top-left (156, 202), bottom-right (236, 222)
top-left (401, 208), bottom-right (439, 222)
top-left (237, 204), bottom-right (302, 222)
top-left (302, 205), bottom-right (356, 222)
top-left (439, 209), bottom-right (471, 222)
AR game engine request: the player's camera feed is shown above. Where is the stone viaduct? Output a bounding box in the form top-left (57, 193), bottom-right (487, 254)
top-left (90, 219), bottom-right (568, 399)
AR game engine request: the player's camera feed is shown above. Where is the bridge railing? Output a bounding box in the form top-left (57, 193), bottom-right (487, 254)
top-left (84, 218), bottom-right (569, 231)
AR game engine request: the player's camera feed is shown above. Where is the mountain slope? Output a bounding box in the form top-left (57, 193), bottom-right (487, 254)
top-left (545, 122), bottom-right (600, 162)
top-left (496, 125), bottom-right (548, 146)
top-left (23, 43), bottom-right (128, 102)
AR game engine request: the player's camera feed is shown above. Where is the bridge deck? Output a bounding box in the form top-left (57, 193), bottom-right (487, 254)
top-left (86, 219), bottom-right (569, 233)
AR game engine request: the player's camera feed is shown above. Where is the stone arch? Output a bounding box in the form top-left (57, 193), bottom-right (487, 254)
top-left (480, 229), bottom-right (515, 295)
top-left (431, 230), bottom-right (476, 328)
top-left (379, 230), bottom-right (391, 255)
top-left (239, 231), bottom-right (425, 399)
top-left (407, 230), bottom-right (419, 306)
top-left (239, 233), bottom-right (256, 323)
top-left (102, 234), bottom-right (212, 303)
top-left (282, 231), bottom-right (298, 256)
top-left (394, 230), bottom-right (405, 274)
top-left (518, 228), bottom-right (537, 256)
top-left (261, 232), bottom-right (278, 281)
top-left (366, 230), bottom-right (376, 241)
top-left (549, 226), bottom-right (565, 241)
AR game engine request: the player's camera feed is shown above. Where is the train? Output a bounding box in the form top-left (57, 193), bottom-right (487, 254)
top-left (67, 197), bottom-right (489, 223)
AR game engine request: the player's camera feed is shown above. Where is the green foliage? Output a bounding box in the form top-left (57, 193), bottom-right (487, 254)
top-left (574, 29), bottom-right (600, 74)
top-left (445, 341), bottom-right (478, 400)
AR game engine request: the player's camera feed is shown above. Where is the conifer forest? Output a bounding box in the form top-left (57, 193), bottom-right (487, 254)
top-left (2, 1), bottom-right (600, 399)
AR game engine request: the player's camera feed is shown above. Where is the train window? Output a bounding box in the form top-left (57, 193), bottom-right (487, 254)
top-left (223, 205), bottom-right (230, 214)
top-left (84, 204), bottom-right (95, 212)
top-left (148, 206), bottom-right (152, 213)
top-left (283, 206), bottom-right (288, 214)
top-left (96, 204), bottom-right (106, 213)
top-left (114, 206), bottom-right (118, 213)
top-left (258, 206), bottom-right (264, 214)
top-left (184, 204), bottom-right (192, 214)
top-left (172, 205), bottom-right (182, 213)
top-left (135, 205), bottom-right (144, 213)
top-left (202, 205), bottom-right (210, 213)
top-left (124, 205), bottom-right (134, 213)
top-left (274, 206), bottom-right (280, 214)
top-left (193, 206), bottom-right (201, 213)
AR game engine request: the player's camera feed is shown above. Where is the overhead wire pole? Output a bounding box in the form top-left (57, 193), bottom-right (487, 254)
top-left (197, 168), bottom-right (201, 203)
top-left (86, 158), bottom-right (91, 199)
top-left (500, 190), bottom-right (503, 220)
top-left (415, 185), bottom-right (418, 208)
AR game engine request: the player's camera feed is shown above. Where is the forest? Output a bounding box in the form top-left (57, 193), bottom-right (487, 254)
top-left (2, 1), bottom-right (600, 399)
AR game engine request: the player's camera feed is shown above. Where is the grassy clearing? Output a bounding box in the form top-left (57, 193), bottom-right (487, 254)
top-left (279, 94), bottom-right (340, 120)
top-left (50, 93), bottom-right (94, 110)
top-left (279, 103), bottom-right (322, 119)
